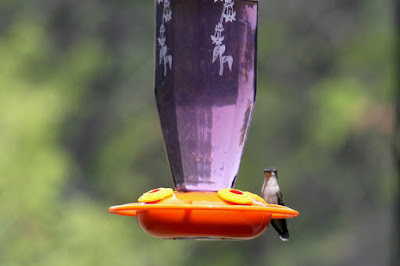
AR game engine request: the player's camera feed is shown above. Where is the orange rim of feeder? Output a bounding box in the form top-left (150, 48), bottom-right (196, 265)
top-left (110, 191), bottom-right (299, 219)
top-left (109, 191), bottom-right (299, 239)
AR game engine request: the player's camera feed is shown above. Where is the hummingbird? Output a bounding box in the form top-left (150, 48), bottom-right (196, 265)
top-left (261, 167), bottom-right (289, 241)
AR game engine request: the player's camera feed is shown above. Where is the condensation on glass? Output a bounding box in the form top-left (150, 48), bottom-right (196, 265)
top-left (155, 0), bottom-right (258, 191)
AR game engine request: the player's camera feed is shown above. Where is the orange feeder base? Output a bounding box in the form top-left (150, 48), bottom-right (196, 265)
top-left (109, 191), bottom-right (299, 240)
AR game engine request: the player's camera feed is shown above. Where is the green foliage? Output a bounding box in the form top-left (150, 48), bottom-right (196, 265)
top-left (309, 77), bottom-right (368, 150)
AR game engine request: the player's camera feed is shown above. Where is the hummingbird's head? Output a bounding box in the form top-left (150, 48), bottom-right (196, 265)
top-left (264, 167), bottom-right (278, 179)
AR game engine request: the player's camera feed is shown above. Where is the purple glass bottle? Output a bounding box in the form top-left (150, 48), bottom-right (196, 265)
top-left (155, 0), bottom-right (258, 191)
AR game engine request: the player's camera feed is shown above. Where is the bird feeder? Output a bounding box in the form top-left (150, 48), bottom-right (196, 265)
top-left (109, 0), bottom-right (299, 240)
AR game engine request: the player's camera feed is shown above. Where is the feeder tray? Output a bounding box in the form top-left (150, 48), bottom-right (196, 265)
top-left (109, 190), bottom-right (299, 240)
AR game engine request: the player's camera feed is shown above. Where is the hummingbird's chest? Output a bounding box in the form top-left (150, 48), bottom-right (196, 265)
top-left (262, 178), bottom-right (280, 205)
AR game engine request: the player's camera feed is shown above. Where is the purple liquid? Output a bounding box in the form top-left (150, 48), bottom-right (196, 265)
top-left (155, 0), bottom-right (258, 191)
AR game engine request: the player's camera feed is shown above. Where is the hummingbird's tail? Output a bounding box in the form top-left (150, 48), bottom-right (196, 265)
top-left (279, 235), bottom-right (289, 241)
top-left (271, 219), bottom-right (289, 241)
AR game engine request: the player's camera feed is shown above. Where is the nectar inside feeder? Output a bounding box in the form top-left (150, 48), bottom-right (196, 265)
top-left (109, 0), bottom-right (299, 240)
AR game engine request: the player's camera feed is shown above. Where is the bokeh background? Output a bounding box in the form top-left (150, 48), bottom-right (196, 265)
top-left (0, 0), bottom-right (398, 265)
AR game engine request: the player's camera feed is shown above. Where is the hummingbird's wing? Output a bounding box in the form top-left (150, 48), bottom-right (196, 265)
top-left (277, 191), bottom-right (285, 206)
top-left (272, 191), bottom-right (289, 241)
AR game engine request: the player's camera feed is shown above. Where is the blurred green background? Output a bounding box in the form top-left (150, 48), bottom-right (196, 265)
top-left (0, 0), bottom-right (397, 265)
